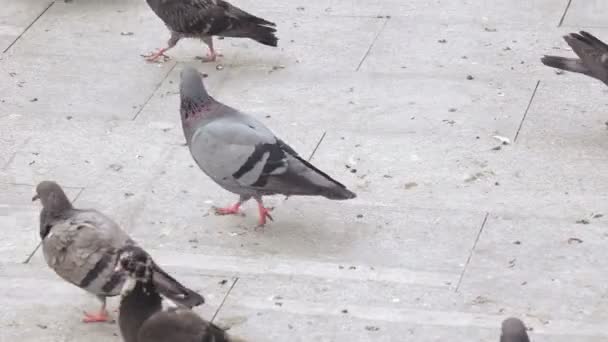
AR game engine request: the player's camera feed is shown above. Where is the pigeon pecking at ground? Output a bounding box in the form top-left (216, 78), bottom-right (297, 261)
top-left (144, 0), bottom-right (278, 62)
top-left (179, 67), bottom-right (357, 226)
top-left (500, 317), bottom-right (530, 342)
top-left (33, 181), bottom-right (204, 323)
top-left (117, 245), bottom-right (244, 342)
top-left (541, 31), bottom-right (608, 86)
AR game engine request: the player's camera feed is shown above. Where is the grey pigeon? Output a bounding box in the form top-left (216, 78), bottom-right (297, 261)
top-left (500, 317), bottom-right (530, 342)
top-left (145, 0), bottom-right (278, 62)
top-left (117, 246), bottom-right (243, 342)
top-left (179, 67), bottom-right (356, 226)
top-left (33, 181), bottom-right (204, 323)
top-left (541, 31), bottom-right (608, 86)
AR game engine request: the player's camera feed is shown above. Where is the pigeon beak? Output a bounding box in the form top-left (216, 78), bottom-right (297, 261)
top-left (32, 194), bottom-right (39, 202)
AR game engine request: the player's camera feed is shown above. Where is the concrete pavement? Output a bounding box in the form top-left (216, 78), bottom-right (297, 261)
top-left (1, 0), bottom-right (608, 341)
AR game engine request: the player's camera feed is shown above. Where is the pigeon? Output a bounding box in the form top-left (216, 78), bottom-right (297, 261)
top-left (541, 31), bottom-right (608, 86)
top-left (116, 245), bottom-right (243, 342)
top-left (179, 67), bottom-right (357, 226)
top-left (33, 181), bottom-right (204, 323)
top-left (500, 317), bottom-right (530, 342)
top-left (144, 0), bottom-right (278, 62)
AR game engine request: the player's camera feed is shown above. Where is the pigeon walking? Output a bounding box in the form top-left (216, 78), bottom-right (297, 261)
top-left (500, 317), bottom-right (530, 342)
top-left (116, 245), bottom-right (244, 342)
top-left (145, 0), bottom-right (278, 62)
top-left (541, 31), bottom-right (608, 86)
top-left (33, 181), bottom-right (204, 323)
top-left (179, 67), bottom-right (356, 226)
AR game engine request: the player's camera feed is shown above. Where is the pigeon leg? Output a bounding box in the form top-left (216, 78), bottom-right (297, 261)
top-left (145, 33), bottom-right (180, 62)
top-left (200, 36), bottom-right (223, 63)
top-left (214, 195), bottom-right (250, 216)
top-left (255, 197), bottom-right (274, 227)
top-left (83, 297), bottom-right (109, 323)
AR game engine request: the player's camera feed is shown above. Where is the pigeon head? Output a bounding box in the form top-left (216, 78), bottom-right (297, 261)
top-left (115, 245), bottom-right (154, 284)
top-left (180, 67), bottom-right (210, 113)
top-left (32, 181), bottom-right (73, 214)
top-left (500, 317), bottom-right (530, 342)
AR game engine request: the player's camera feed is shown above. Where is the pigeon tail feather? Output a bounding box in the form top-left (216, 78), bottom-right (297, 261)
top-left (293, 155), bottom-right (357, 200)
top-left (541, 55), bottom-right (589, 74)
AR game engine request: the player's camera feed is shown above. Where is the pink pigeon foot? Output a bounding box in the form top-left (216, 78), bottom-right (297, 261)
top-left (256, 201), bottom-right (274, 227)
top-left (144, 48), bottom-right (170, 62)
top-left (82, 310), bottom-right (110, 323)
top-left (214, 202), bottom-right (241, 216)
top-left (199, 51), bottom-right (223, 63)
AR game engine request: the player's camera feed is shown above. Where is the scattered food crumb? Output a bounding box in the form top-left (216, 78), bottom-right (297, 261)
top-left (404, 182), bottom-right (418, 190)
top-left (365, 326), bottom-right (380, 332)
top-left (492, 135), bottom-right (511, 145)
top-left (356, 214), bottom-right (364, 219)
top-left (124, 192), bottom-right (134, 198)
top-left (216, 64), bottom-right (224, 70)
top-left (567, 237), bottom-right (583, 244)
top-left (30, 98), bottom-right (38, 102)
top-left (555, 70), bottom-right (564, 75)
top-left (66, 116), bottom-right (73, 120)
top-left (120, 31), bottom-right (134, 36)
top-left (466, 75), bottom-right (474, 80)
top-left (109, 163), bottom-right (123, 172)
top-left (448, 108), bottom-right (457, 113)
top-left (341, 309), bottom-right (348, 314)
top-left (437, 39), bottom-right (447, 43)
top-left (484, 27), bottom-right (497, 32)
top-left (576, 219), bottom-right (590, 225)
top-left (593, 213), bottom-right (603, 219)
top-left (513, 240), bottom-right (521, 245)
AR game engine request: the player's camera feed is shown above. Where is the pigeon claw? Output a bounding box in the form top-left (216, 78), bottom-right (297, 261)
top-left (198, 52), bottom-right (223, 63)
top-left (143, 49), bottom-right (170, 62)
top-left (82, 310), bottom-right (110, 323)
top-left (214, 203), bottom-right (241, 216)
top-left (256, 205), bottom-right (274, 227)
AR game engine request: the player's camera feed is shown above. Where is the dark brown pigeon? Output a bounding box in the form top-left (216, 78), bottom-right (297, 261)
top-left (541, 31), bottom-right (608, 86)
top-left (116, 246), bottom-right (243, 342)
top-left (145, 0), bottom-right (278, 62)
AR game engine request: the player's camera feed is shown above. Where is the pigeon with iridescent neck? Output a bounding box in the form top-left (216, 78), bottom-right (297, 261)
top-left (179, 67), bottom-right (356, 226)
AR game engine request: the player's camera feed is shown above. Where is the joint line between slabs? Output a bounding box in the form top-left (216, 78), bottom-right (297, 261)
top-left (2, 1), bottom-right (55, 54)
top-left (558, 0), bottom-right (573, 27)
top-left (308, 131), bottom-right (327, 162)
top-left (514, 80), bottom-right (540, 143)
top-left (211, 277), bottom-right (239, 322)
top-left (356, 16), bottom-right (390, 71)
top-left (455, 212), bottom-right (489, 292)
top-left (132, 62), bottom-right (177, 121)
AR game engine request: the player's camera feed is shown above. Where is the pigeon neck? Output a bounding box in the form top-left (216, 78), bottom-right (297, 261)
top-left (180, 95), bottom-right (217, 142)
top-left (119, 281), bottom-right (162, 342)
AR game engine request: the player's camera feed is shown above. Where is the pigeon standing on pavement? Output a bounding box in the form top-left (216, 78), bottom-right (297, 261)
top-left (33, 181), bottom-right (204, 323)
top-left (179, 67), bottom-right (357, 226)
top-left (541, 31), bottom-right (608, 86)
top-left (500, 317), bottom-right (530, 342)
top-left (116, 245), bottom-right (243, 342)
top-left (144, 0), bottom-right (278, 62)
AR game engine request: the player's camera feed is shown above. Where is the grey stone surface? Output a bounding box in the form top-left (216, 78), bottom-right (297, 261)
top-left (1, 0), bottom-right (608, 341)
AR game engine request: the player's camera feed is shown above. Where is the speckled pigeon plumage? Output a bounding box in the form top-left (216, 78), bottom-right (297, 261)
top-left (541, 31), bottom-right (608, 86)
top-left (145, 0), bottom-right (278, 62)
top-left (179, 67), bottom-right (356, 226)
top-left (117, 246), bottom-right (241, 342)
top-left (33, 181), bottom-right (204, 323)
top-left (500, 317), bottom-right (530, 342)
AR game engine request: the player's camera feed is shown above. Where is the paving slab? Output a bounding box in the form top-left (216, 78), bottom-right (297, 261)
top-left (0, 0), bottom-right (52, 52)
top-left (562, 0), bottom-right (608, 28)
